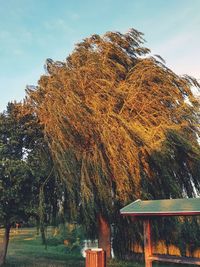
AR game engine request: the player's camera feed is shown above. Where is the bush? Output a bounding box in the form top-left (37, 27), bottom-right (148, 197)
top-left (46, 237), bottom-right (61, 246)
top-left (46, 223), bottom-right (84, 255)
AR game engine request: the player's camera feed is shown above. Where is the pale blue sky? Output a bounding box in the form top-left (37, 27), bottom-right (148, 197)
top-left (0, 0), bottom-right (200, 111)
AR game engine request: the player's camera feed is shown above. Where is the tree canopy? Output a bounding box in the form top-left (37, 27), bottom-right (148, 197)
top-left (0, 103), bottom-right (34, 226)
top-left (0, 102), bottom-right (60, 265)
top-left (24, 28), bottom-right (200, 256)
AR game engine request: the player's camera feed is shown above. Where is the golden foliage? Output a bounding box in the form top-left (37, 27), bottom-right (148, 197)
top-left (25, 29), bottom-right (200, 204)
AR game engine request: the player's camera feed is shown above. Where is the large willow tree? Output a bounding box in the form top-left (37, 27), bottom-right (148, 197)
top-left (25, 29), bottom-right (200, 257)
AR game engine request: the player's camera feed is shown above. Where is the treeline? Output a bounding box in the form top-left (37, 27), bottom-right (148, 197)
top-left (1, 28), bottom-right (200, 265)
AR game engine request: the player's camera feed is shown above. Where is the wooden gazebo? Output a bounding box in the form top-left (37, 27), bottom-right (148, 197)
top-left (120, 198), bottom-right (200, 267)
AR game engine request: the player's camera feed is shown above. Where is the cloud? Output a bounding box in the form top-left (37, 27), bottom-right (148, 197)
top-left (12, 49), bottom-right (24, 56)
top-left (70, 13), bottom-right (80, 21)
top-left (152, 32), bottom-right (194, 55)
top-left (0, 27), bottom-right (33, 55)
top-left (44, 18), bottom-right (75, 33)
top-left (151, 31), bottom-right (200, 79)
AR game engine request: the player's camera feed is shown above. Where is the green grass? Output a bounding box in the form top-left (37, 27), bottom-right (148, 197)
top-left (0, 227), bottom-right (140, 267)
top-left (1, 228), bottom-right (184, 267)
top-left (1, 228), bottom-right (84, 267)
top-left (0, 228), bottom-right (191, 267)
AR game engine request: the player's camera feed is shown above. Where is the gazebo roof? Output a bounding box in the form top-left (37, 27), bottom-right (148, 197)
top-left (120, 198), bottom-right (200, 217)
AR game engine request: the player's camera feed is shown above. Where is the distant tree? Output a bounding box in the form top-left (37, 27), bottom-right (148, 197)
top-left (0, 103), bottom-right (58, 265)
top-left (0, 103), bottom-right (35, 265)
top-left (18, 101), bottom-right (62, 243)
top-left (26, 29), bottom-right (200, 258)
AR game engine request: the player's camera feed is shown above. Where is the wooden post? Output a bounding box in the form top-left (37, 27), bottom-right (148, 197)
top-left (143, 219), bottom-right (152, 267)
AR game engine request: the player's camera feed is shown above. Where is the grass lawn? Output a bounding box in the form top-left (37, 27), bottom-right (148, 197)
top-left (0, 227), bottom-right (141, 267)
top-left (1, 227), bottom-right (184, 267)
top-left (1, 227), bottom-right (84, 267)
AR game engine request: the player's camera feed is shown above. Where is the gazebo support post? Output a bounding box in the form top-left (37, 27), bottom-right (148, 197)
top-left (143, 219), bottom-right (152, 267)
top-left (121, 198), bottom-right (200, 267)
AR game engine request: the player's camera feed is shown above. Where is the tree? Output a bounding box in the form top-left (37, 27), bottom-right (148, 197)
top-left (0, 103), bottom-right (35, 265)
top-left (0, 102), bottom-right (58, 265)
top-left (25, 29), bottom-right (200, 258)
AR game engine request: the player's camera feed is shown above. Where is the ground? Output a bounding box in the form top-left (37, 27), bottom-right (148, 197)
top-left (0, 227), bottom-right (139, 267)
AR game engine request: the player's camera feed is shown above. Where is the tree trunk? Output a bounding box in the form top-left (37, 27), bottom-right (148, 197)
top-left (98, 214), bottom-right (111, 258)
top-left (40, 224), bottom-right (47, 249)
top-left (0, 224), bottom-right (11, 266)
top-left (36, 217), bottom-right (40, 236)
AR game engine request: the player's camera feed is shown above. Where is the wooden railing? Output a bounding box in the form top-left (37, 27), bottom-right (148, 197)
top-left (150, 254), bottom-right (200, 265)
top-left (143, 219), bottom-right (200, 267)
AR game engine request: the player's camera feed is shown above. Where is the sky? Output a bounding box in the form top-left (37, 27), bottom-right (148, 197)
top-left (0, 0), bottom-right (200, 111)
